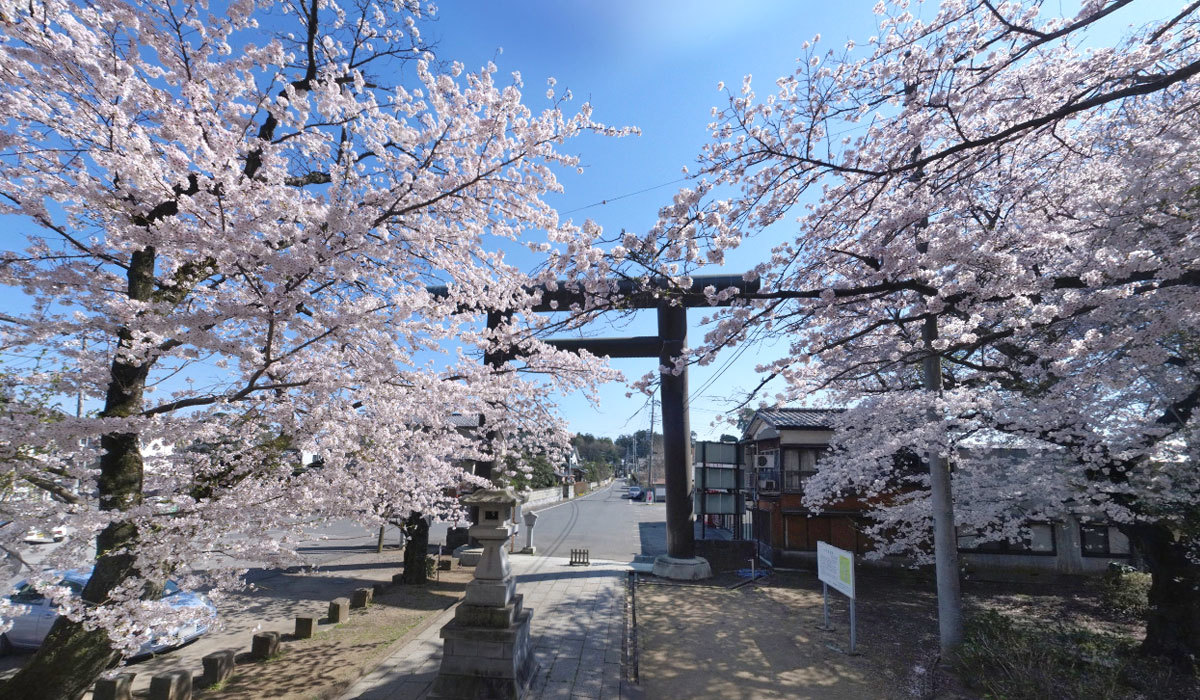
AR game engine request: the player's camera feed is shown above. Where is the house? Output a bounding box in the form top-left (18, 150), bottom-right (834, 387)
top-left (742, 407), bottom-right (1133, 576)
top-left (740, 408), bottom-right (867, 567)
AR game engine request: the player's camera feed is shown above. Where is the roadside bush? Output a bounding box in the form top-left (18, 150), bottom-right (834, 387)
top-left (956, 610), bottom-right (1131, 699)
top-left (1099, 566), bottom-right (1152, 621)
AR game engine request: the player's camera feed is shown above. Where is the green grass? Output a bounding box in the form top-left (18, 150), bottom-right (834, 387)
top-left (955, 610), bottom-right (1189, 700)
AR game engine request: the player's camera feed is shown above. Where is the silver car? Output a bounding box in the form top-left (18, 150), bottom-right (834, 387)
top-left (1, 569), bottom-right (217, 656)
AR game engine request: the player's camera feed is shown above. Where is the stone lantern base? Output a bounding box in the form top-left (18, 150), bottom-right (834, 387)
top-left (428, 595), bottom-right (537, 700)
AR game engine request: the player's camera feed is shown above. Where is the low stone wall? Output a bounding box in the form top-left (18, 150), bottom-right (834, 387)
top-left (519, 477), bottom-right (614, 511)
top-left (521, 486), bottom-right (563, 509)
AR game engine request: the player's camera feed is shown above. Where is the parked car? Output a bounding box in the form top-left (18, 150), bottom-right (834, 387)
top-left (23, 526), bottom-right (66, 544)
top-left (0, 569), bottom-right (217, 656)
top-left (627, 485), bottom-right (643, 501)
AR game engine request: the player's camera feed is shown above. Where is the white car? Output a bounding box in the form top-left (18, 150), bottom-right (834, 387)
top-left (1, 568), bottom-right (217, 656)
top-left (22, 526), bottom-right (66, 544)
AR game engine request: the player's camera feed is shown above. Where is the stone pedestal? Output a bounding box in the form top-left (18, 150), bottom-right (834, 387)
top-left (430, 596), bottom-right (536, 699)
top-left (652, 554), bottom-right (712, 581)
top-left (430, 489), bottom-right (537, 700)
top-left (456, 546), bottom-right (484, 567)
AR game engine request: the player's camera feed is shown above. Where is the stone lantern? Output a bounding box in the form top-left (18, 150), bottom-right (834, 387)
top-left (430, 487), bottom-right (536, 699)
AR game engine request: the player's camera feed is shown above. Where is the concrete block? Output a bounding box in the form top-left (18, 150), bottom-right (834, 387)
top-left (391, 573), bottom-right (406, 584)
top-left (294, 615), bottom-right (318, 640)
top-left (372, 583), bottom-right (387, 597)
top-left (350, 587), bottom-right (373, 608)
top-left (201, 650), bottom-right (236, 687)
top-left (93, 672), bottom-right (136, 700)
top-left (651, 554), bottom-right (712, 581)
top-left (457, 546), bottom-right (484, 566)
top-left (251, 631), bottom-right (280, 660)
top-left (328, 597), bottom-right (350, 623)
top-left (148, 669), bottom-right (191, 700)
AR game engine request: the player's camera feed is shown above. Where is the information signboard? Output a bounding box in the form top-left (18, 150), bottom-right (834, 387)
top-left (816, 540), bottom-right (858, 653)
top-left (817, 541), bottom-right (855, 599)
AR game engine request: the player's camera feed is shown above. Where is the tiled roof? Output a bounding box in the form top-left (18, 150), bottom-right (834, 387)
top-left (447, 414), bottom-right (483, 428)
top-left (753, 407), bottom-right (843, 430)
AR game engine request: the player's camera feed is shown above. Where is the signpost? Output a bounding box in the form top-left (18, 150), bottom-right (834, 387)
top-left (816, 541), bottom-right (857, 653)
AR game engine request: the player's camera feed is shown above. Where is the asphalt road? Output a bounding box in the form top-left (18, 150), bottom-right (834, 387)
top-left (527, 479), bottom-right (667, 562)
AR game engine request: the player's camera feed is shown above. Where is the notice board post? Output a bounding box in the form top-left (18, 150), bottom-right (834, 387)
top-left (817, 540), bottom-right (857, 654)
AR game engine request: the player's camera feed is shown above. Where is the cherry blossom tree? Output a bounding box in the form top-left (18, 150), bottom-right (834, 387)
top-left (577, 0), bottom-right (1199, 668)
top-left (0, 0), bottom-right (624, 696)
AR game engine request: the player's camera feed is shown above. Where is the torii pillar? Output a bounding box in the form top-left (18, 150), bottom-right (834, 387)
top-left (649, 301), bottom-right (709, 578)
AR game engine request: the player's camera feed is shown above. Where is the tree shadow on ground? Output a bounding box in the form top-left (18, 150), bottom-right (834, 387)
top-left (192, 571), bottom-right (472, 699)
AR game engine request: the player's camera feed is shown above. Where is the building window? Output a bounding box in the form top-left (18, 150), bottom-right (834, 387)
top-left (1080, 523), bottom-right (1131, 557)
top-left (782, 447), bottom-right (821, 492)
top-left (782, 449), bottom-right (802, 491)
top-left (958, 523), bottom-right (1056, 555)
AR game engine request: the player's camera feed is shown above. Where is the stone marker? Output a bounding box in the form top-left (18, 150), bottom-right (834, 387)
top-left (391, 572), bottom-right (406, 584)
top-left (350, 586), bottom-right (373, 608)
top-left (251, 631), bottom-right (280, 660)
top-left (372, 582), bottom-right (387, 597)
top-left (294, 615), bottom-right (318, 640)
top-left (93, 672), bottom-right (136, 700)
top-left (201, 650), bottom-right (237, 686)
top-left (149, 669), bottom-right (191, 700)
top-left (328, 597), bottom-right (350, 623)
top-left (521, 510), bottom-right (538, 554)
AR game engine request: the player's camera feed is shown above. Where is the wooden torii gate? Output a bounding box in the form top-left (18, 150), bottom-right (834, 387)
top-left (434, 274), bottom-right (759, 579)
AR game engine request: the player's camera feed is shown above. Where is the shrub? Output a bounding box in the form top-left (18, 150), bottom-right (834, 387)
top-left (956, 610), bottom-right (1132, 699)
top-left (1099, 566), bottom-right (1152, 621)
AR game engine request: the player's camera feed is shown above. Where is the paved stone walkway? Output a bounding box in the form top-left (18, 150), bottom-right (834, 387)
top-left (340, 555), bottom-right (634, 700)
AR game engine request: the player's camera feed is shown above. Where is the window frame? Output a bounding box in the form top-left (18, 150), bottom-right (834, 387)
top-left (1079, 522), bottom-right (1130, 558)
top-left (958, 522), bottom-right (1058, 557)
top-left (780, 445), bottom-right (824, 493)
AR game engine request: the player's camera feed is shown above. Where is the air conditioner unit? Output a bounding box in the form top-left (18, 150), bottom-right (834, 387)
top-left (758, 479), bottom-right (778, 491)
top-left (755, 452), bottom-right (777, 469)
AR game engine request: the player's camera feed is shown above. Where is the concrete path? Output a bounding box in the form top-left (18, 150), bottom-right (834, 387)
top-left (340, 554), bottom-right (634, 700)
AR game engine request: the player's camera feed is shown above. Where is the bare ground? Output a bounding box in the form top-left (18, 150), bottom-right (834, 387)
top-left (635, 567), bottom-right (1169, 700)
top-left (192, 562), bottom-right (472, 700)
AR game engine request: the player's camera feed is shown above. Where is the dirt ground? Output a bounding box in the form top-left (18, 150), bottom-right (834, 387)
top-left (635, 567), bottom-right (1151, 700)
top-left (192, 563), bottom-right (472, 700)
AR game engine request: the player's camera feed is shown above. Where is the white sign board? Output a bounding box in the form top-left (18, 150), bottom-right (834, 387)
top-left (817, 541), bottom-right (855, 599)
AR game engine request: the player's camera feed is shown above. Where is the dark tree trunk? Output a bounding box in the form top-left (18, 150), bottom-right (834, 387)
top-left (1124, 522), bottom-right (1199, 674)
top-left (0, 249), bottom-right (158, 700)
top-left (400, 512), bottom-right (430, 584)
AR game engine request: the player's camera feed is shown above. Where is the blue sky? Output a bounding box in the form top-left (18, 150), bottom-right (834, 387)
top-left (429, 2), bottom-right (882, 440)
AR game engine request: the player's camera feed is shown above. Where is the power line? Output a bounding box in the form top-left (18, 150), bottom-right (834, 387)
top-left (561, 177), bottom-right (690, 215)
